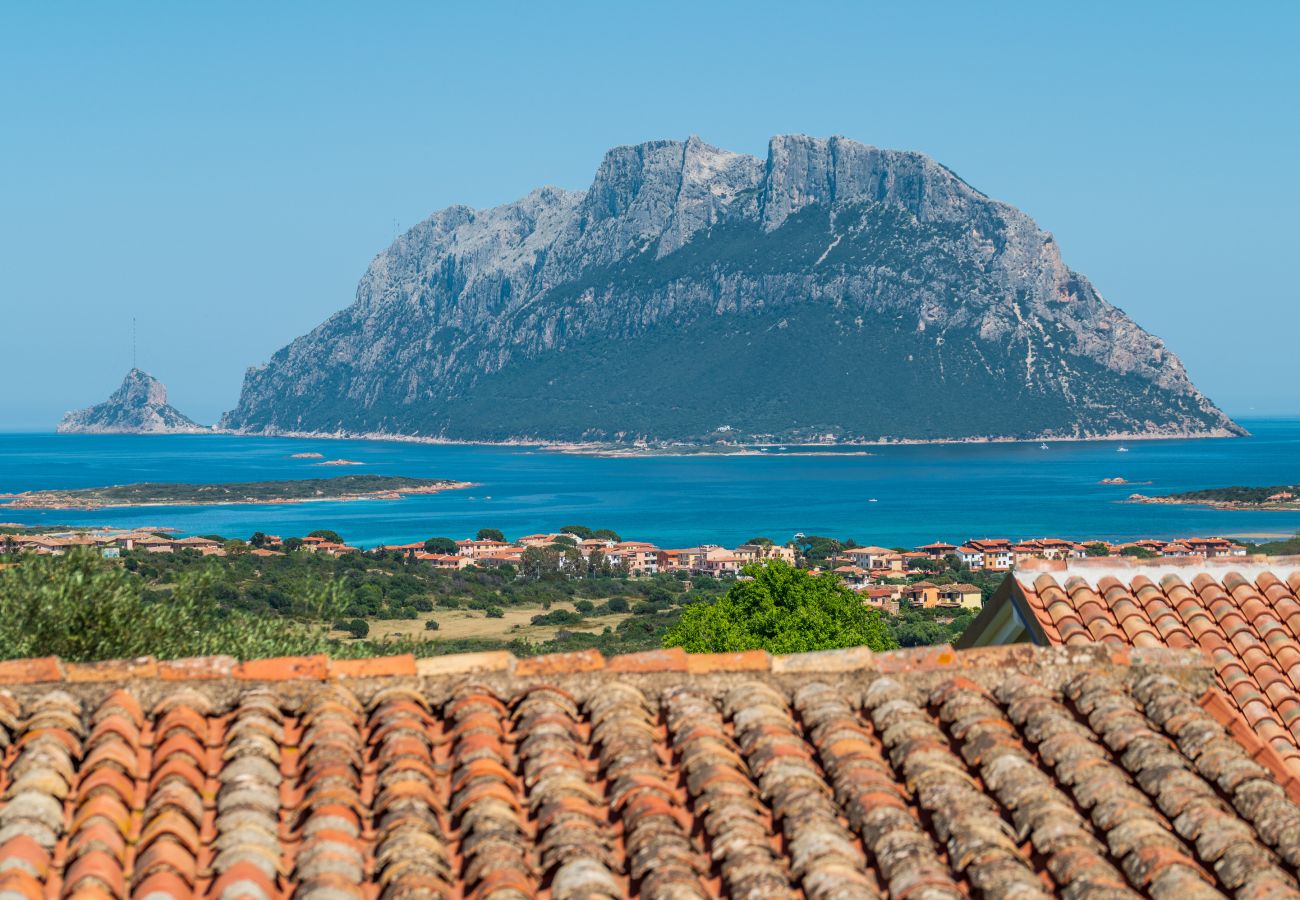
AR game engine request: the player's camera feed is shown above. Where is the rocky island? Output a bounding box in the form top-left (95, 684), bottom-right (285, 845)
top-left (58, 369), bottom-right (210, 434)
top-left (221, 134), bottom-right (1241, 446)
top-left (1130, 485), bottom-right (1300, 511)
top-left (0, 475), bottom-right (471, 511)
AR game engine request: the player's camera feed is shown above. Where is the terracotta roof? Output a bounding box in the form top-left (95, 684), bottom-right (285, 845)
top-left (0, 644), bottom-right (1297, 897)
top-left (992, 557), bottom-right (1300, 781)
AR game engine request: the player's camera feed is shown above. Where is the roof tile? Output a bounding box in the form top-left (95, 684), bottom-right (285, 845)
top-left (0, 644), bottom-right (1294, 896)
top-left (1014, 561), bottom-right (1300, 785)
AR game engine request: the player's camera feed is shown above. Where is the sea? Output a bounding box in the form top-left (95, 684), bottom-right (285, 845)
top-left (1, 420), bottom-right (1299, 549)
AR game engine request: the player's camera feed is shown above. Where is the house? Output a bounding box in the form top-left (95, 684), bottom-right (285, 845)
top-left (953, 545), bottom-right (984, 570)
top-left (958, 554), bottom-right (1300, 779)
top-left (934, 582), bottom-right (982, 610)
top-left (517, 534), bottom-right (561, 548)
top-left (830, 564), bottom-right (870, 588)
top-left (414, 552), bottom-right (469, 570)
top-left (697, 547), bottom-right (743, 577)
top-left (734, 543), bottom-right (796, 565)
top-left (456, 539), bottom-right (511, 559)
top-left (1183, 537), bottom-right (1247, 558)
top-left (964, 538), bottom-right (1014, 571)
top-left (861, 584), bottom-right (901, 613)
top-left (603, 542), bottom-right (660, 575)
top-left (902, 581), bottom-right (940, 608)
top-left (916, 541), bottom-right (957, 560)
top-left (841, 546), bottom-right (904, 574)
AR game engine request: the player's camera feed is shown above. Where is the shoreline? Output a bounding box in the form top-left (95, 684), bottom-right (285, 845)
top-left (0, 480), bottom-right (475, 512)
top-left (198, 425), bottom-right (1244, 455)
top-left (1128, 495), bottom-right (1300, 513)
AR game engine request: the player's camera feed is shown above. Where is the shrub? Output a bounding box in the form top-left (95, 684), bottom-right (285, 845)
top-left (412, 598), bottom-right (434, 612)
top-left (344, 619), bottom-right (369, 639)
top-left (0, 549), bottom-right (334, 662)
top-left (424, 619), bottom-right (440, 631)
top-left (574, 599), bottom-right (595, 615)
top-left (605, 596), bottom-right (630, 613)
top-left (485, 606), bottom-right (504, 619)
top-left (437, 596), bottom-right (461, 608)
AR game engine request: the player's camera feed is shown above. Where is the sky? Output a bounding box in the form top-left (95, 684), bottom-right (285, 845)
top-left (1, 1), bottom-right (1297, 428)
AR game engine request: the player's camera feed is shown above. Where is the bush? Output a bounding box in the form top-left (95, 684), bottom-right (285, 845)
top-left (605, 596), bottom-right (630, 613)
top-left (485, 606), bottom-right (505, 619)
top-left (344, 619), bottom-right (369, 639)
top-left (574, 599), bottom-right (595, 615)
top-left (531, 609), bottom-right (583, 627)
top-left (437, 596), bottom-right (461, 608)
top-left (412, 598), bottom-right (434, 612)
top-left (425, 619), bottom-right (440, 631)
top-left (0, 550), bottom-right (334, 662)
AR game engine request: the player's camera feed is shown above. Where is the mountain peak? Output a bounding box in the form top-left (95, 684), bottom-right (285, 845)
top-left (221, 135), bottom-right (1240, 444)
top-left (58, 369), bottom-right (209, 435)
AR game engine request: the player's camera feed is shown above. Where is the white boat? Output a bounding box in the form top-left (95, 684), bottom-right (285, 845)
top-left (868, 498), bottom-right (878, 503)
top-left (1117, 446), bottom-right (1129, 453)
top-left (1040, 443), bottom-right (1049, 450)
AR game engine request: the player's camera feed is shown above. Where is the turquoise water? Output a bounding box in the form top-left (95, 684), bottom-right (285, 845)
top-left (1, 422), bottom-right (1299, 548)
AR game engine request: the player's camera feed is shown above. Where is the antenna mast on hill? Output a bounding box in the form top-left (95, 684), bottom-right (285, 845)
top-left (132, 317), bottom-right (137, 370)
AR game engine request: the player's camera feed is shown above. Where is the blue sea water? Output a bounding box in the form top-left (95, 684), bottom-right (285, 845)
top-left (1, 422), bottom-right (1298, 548)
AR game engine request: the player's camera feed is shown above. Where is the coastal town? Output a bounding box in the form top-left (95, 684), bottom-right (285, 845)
top-left (1, 524), bottom-right (1259, 614)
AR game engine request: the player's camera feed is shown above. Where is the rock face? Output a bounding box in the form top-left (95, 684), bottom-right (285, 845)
top-left (221, 135), bottom-right (1242, 443)
top-left (59, 369), bottom-right (209, 435)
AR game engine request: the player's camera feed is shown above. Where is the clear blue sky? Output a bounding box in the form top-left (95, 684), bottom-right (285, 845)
top-left (2, 1), bottom-right (1296, 428)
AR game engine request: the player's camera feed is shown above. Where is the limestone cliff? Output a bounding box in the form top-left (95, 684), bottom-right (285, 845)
top-left (221, 135), bottom-right (1241, 444)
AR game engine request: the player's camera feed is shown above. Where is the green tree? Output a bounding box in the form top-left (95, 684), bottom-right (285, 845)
top-left (1084, 542), bottom-right (1110, 557)
top-left (592, 528), bottom-right (621, 541)
top-left (308, 529), bottom-right (343, 543)
top-left (424, 537), bottom-right (458, 554)
top-left (744, 536), bottom-right (774, 546)
top-left (663, 560), bottom-right (897, 654)
top-left (476, 528), bottom-right (506, 542)
top-left (798, 535), bottom-right (842, 563)
top-left (1120, 545), bottom-right (1159, 559)
top-left (560, 525), bottom-right (593, 539)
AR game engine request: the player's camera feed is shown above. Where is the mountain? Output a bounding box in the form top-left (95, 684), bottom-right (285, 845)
top-left (59, 369), bottom-right (210, 435)
top-left (221, 135), bottom-right (1242, 444)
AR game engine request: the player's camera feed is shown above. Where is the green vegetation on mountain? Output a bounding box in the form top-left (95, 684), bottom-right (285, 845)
top-left (223, 135), bottom-right (1238, 444)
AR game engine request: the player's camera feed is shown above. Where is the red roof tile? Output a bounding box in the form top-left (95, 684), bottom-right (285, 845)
top-left (1007, 557), bottom-right (1300, 781)
top-left (0, 644), bottom-right (1295, 896)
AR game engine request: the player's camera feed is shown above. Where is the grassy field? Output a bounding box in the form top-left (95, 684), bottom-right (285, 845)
top-left (333, 600), bottom-right (633, 645)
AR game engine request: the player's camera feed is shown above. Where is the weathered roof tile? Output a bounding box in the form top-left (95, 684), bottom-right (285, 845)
top-left (0, 645), bottom-right (1293, 895)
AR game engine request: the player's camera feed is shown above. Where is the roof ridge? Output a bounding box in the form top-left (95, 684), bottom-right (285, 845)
top-left (0, 641), bottom-right (1212, 689)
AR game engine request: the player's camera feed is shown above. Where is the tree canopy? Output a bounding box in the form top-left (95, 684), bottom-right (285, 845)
top-left (476, 527), bottom-right (506, 542)
top-left (424, 537), bottom-right (458, 554)
top-left (308, 529), bottom-right (343, 543)
top-left (663, 560), bottom-right (897, 654)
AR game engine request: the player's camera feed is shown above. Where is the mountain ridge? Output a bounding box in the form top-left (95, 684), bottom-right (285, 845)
top-left (220, 134), bottom-right (1242, 444)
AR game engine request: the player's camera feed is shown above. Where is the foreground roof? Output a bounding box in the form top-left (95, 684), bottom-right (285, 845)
top-left (0, 643), bottom-right (1297, 898)
top-left (961, 557), bottom-right (1300, 780)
